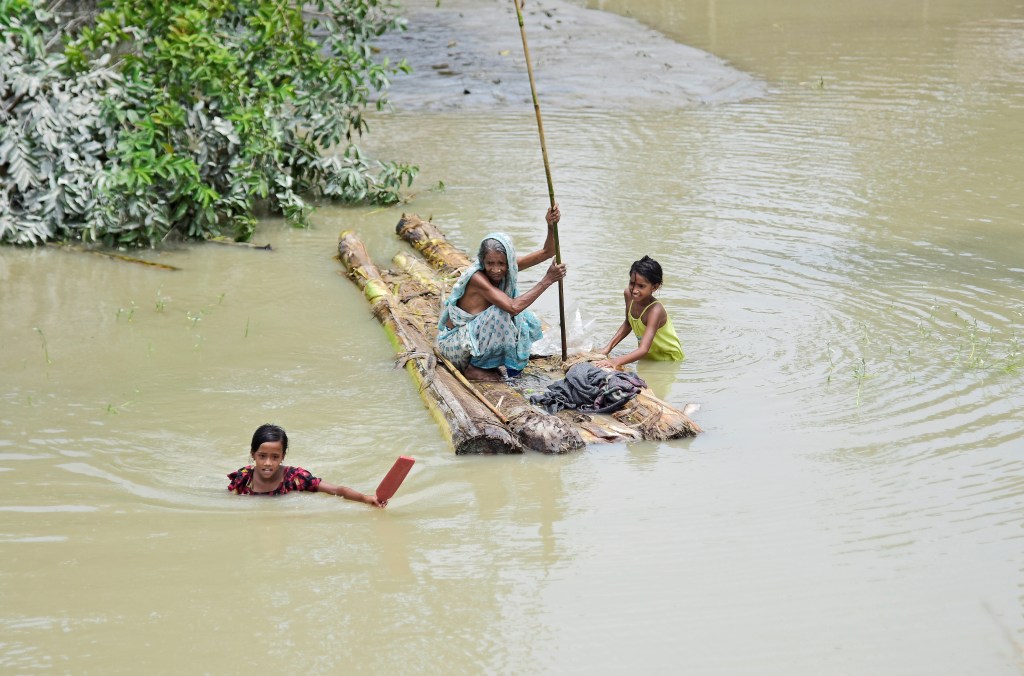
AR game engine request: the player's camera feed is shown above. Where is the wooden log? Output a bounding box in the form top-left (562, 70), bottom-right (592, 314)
top-left (378, 268), bottom-right (440, 340)
top-left (472, 380), bottom-right (586, 453)
top-left (396, 214), bottom-right (472, 273)
top-left (338, 231), bottom-right (522, 454)
top-left (438, 355), bottom-right (585, 454)
top-left (46, 243), bottom-right (181, 270)
top-left (389, 252), bottom-right (445, 339)
top-left (392, 251), bottom-right (446, 299)
top-left (206, 236), bottom-right (273, 250)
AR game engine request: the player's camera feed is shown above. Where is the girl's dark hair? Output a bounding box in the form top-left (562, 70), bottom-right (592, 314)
top-left (251, 424), bottom-right (288, 456)
top-left (629, 255), bottom-right (663, 286)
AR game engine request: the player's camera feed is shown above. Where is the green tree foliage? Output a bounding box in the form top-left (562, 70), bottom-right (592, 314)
top-left (1, 0), bottom-right (416, 246)
top-left (1, 0), bottom-right (123, 244)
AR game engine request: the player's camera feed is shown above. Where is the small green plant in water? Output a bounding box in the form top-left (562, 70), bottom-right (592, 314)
top-left (997, 335), bottom-right (1022, 374)
top-left (106, 400), bottom-right (133, 414)
top-left (852, 357), bottom-right (873, 407)
top-left (825, 340), bottom-right (835, 384)
top-left (952, 315), bottom-right (996, 370)
top-left (116, 301), bottom-right (137, 322)
top-left (828, 304), bottom-right (1020, 406)
top-left (34, 327), bottom-right (52, 365)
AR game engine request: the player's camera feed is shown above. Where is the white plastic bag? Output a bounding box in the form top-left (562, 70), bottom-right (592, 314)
top-left (532, 305), bottom-right (597, 356)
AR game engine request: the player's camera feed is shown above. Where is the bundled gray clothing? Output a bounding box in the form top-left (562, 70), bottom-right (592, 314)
top-left (529, 363), bottom-right (647, 414)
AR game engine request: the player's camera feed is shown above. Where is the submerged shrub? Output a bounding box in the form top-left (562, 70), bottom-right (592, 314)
top-left (1, 0), bottom-right (417, 247)
top-left (0, 1), bottom-right (121, 244)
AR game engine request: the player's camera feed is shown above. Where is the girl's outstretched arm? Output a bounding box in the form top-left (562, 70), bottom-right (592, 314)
top-left (596, 298), bottom-right (667, 369)
top-left (595, 288), bottom-right (633, 368)
top-left (597, 320), bottom-right (632, 362)
top-left (318, 481), bottom-right (386, 508)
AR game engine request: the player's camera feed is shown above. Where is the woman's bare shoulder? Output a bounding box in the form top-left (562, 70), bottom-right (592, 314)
top-left (465, 270), bottom-right (492, 294)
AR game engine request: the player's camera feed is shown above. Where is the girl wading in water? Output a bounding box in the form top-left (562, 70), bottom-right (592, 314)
top-left (595, 255), bottom-right (684, 369)
top-left (228, 424), bottom-right (385, 507)
top-left (436, 204), bottom-right (567, 381)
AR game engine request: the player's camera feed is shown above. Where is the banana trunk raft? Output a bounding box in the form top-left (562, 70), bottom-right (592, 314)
top-left (336, 215), bottom-right (702, 454)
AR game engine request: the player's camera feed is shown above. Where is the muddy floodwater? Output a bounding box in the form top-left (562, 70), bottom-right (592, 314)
top-left (2, 0), bottom-right (1022, 672)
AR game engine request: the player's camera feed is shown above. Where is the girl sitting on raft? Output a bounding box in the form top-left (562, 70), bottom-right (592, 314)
top-left (436, 204), bottom-right (568, 381)
top-left (594, 255), bottom-right (684, 369)
top-left (228, 424), bottom-right (385, 507)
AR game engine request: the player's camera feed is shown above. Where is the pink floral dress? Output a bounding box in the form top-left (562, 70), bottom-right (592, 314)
top-left (227, 466), bottom-right (321, 495)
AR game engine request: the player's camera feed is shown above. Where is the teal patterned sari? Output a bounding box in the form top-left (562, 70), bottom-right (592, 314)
top-left (436, 232), bottom-right (543, 373)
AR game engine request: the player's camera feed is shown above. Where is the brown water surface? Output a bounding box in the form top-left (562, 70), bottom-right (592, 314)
top-left (2, 0), bottom-right (1022, 672)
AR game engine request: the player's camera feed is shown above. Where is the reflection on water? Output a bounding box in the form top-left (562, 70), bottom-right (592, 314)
top-left (2, 0), bottom-right (1023, 673)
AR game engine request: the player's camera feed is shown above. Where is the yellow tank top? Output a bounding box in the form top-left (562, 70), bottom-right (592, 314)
top-left (628, 300), bottom-right (684, 361)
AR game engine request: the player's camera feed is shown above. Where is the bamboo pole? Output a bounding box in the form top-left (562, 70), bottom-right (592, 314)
top-left (512, 0), bottom-right (568, 362)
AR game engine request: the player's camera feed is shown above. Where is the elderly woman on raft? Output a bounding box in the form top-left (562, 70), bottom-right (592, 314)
top-left (436, 204), bottom-right (568, 381)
